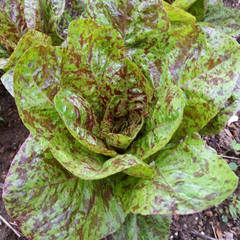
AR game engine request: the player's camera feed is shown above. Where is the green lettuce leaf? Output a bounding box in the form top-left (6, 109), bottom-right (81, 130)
top-left (172, 0), bottom-right (207, 20)
top-left (4, 30), bottom-right (52, 71)
top-left (83, 0), bottom-right (170, 46)
top-left (128, 25), bottom-right (240, 140)
top-left (1, 30), bottom-right (52, 96)
top-left (115, 133), bottom-right (238, 215)
top-left (113, 214), bottom-right (171, 240)
top-left (3, 135), bottom-right (126, 240)
top-left (200, 78), bottom-right (240, 135)
top-left (163, 1), bottom-right (196, 29)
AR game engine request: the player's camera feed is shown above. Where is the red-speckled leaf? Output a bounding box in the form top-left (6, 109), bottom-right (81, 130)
top-left (49, 128), bottom-right (156, 179)
top-left (126, 84), bottom-right (185, 160)
top-left (129, 25), bottom-right (240, 141)
top-left (41, 0), bottom-right (65, 45)
top-left (83, 0), bottom-right (170, 46)
top-left (14, 45), bottom-right (64, 138)
top-left (1, 30), bottom-right (52, 96)
top-left (200, 78), bottom-right (240, 135)
top-left (4, 30), bottom-right (52, 71)
top-left (24, 0), bottom-right (42, 30)
top-left (115, 133), bottom-right (238, 215)
top-left (3, 135), bottom-right (126, 240)
top-left (54, 85), bottom-right (117, 157)
top-left (113, 214), bottom-right (171, 240)
top-left (163, 1), bottom-right (196, 29)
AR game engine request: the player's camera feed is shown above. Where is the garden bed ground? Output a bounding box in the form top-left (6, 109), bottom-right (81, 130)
top-left (1, 0), bottom-right (240, 239)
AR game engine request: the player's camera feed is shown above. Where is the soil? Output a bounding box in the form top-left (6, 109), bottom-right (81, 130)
top-left (1, 1), bottom-right (240, 240)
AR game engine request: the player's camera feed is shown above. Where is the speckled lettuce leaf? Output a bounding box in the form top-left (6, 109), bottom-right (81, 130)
top-left (200, 79), bottom-right (240, 135)
top-left (48, 128), bottom-right (156, 179)
top-left (129, 25), bottom-right (240, 141)
top-left (200, 5), bottom-right (240, 37)
top-left (14, 45), bottom-right (64, 138)
top-left (41, 0), bottom-right (65, 45)
top-left (3, 135), bottom-right (126, 240)
top-left (1, 30), bottom-right (52, 97)
top-left (83, 0), bottom-right (170, 46)
top-left (113, 214), bottom-right (171, 240)
top-left (4, 30), bottom-right (52, 71)
top-left (115, 133), bottom-right (238, 215)
top-left (163, 1), bottom-right (196, 29)
top-left (126, 84), bottom-right (185, 160)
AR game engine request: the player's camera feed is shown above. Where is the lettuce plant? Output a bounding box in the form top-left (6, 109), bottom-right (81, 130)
top-left (2, 0), bottom-right (240, 239)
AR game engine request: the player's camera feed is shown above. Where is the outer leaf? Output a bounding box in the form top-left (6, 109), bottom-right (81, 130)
top-left (200, 78), bottom-right (240, 135)
top-left (1, 30), bottom-right (52, 96)
top-left (83, 0), bottom-right (170, 46)
top-left (200, 5), bottom-right (240, 37)
top-left (3, 135), bottom-right (126, 240)
top-left (129, 25), bottom-right (240, 140)
top-left (4, 30), bottom-right (52, 70)
top-left (163, 1), bottom-right (196, 28)
top-left (14, 45), bottom-right (64, 138)
top-left (115, 133), bottom-right (238, 215)
top-left (126, 84), bottom-right (185, 160)
top-left (41, 0), bottom-right (65, 45)
top-left (113, 214), bottom-right (171, 240)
